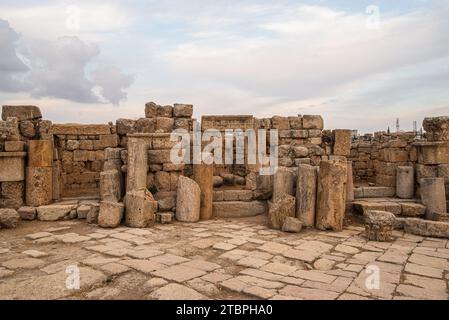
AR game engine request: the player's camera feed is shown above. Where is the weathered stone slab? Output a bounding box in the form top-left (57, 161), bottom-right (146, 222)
top-left (100, 170), bottom-right (121, 202)
top-left (272, 167), bottom-right (295, 202)
top-left (296, 164), bottom-right (317, 227)
top-left (316, 160), bottom-right (347, 231)
top-left (404, 218), bottom-right (449, 238)
top-left (400, 203), bottom-right (426, 217)
top-left (282, 217), bottom-right (303, 233)
top-left (28, 140), bottom-right (53, 167)
top-left (17, 206), bottom-right (36, 220)
top-left (0, 152), bottom-right (26, 182)
top-left (173, 104), bottom-right (193, 118)
top-left (26, 167), bottom-right (52, 207)
top-left (37, 204), bottom-right (75, 221)
top-left (176, 176), bottom-right (201, 222)
top-left (332, 129), bottom-right (351, 156)
top-left (213, 201), bottom-right (267, 218)
top-left (4, 141), bottom-right (25, 152)
top-left (127, 137), bottom-right (150, 192)
top-left (98, 201), bottom-right (124, 228)
top-left (1, 105), bottom-right (42, 121)
top-left (423, 116), bottom-right (449, 141)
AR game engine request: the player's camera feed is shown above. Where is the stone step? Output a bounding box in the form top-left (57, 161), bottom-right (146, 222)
top-left (351, 199), bottom-right (426, 217)
top-left (354, 186), bottom-right (395, 199)
top-left (213, 201), bottom-right (267, 218)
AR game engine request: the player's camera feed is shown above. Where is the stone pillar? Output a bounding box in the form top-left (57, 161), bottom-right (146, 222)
top-left (176, 176), bottom-right (201, 222)
top-left (296, 164), bottom-right (317, 227)
top-left (193, 164), bottom-right (214, 220)
top-left (125, 189), bottom-right (156, 228)
top-left (420, 178), bottom-right (447, 220)
top-left (316, 160), bottom-right (347, 231)
top-left (396, 166), bottom-right (414, 199)
top-left (272, 167), bottom-right (295, 202)
top-left (346, 161), bottom-right (354, 202)
top-left (26, 140), bottom-right (53, 207)
top-left (126, 137), bottom-right (150, 192)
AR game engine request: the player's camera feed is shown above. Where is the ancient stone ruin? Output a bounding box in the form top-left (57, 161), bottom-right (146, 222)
top-left (1, 104), bottom-right (449, 242)
top-left (1, 103), bottom-right (449, 300)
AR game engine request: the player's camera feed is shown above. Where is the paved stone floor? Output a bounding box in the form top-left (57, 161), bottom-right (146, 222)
top-left (0, 216), bottom-right (448, 300)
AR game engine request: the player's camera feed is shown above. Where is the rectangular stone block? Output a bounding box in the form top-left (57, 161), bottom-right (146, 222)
top-left (148, 150), bottom-right (172, 164)
top-left (28, 140), bottom-right (53, 167)
top-left (302, 115), bottom-right (323, 130)
top-left (0, 152), bottom-right (26, 182)
top-left (332, 129), bottom-right (351, 157)
top-left (1, 105), bottom-right (42, 121)
top-left (51, 124), bottom-right (111, 135)
top-left (4, 141), bottom-right (25, 152)
top-left (26, 167), bottom-right (52, 207)
top-left (93, 134), bottom-right (119, 149)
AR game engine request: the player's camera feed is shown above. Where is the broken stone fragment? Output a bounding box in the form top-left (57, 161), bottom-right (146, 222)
top-left (173, 104), bottom-right (193, 118)
top-left (1, 105), bottom-right (42, 121)
top-left (268, 194), bottom-right (296, 230)
top-left (0, 208), bottom-right (20, 229)
top-left (37, 204), bottom-right (76, 221)
top-left (282, 217), bottom-right (303, 233)
top-left (125, 189), bottom-right (156, 228)
top-left (98, 201), bottom-right (124, 228)
top-left (364, 210), bottom-right (396, 242)
top-left (76, 205), bottom-right (91, 219)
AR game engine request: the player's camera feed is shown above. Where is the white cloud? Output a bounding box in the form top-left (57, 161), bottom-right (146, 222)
top-left (91, 65), bottom-right (134, 105)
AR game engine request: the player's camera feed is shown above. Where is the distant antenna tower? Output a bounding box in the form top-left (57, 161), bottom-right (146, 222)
top-left (413, 121), bottom-right (417, 133)
top-left (396, 118), bottom-right (400, 132)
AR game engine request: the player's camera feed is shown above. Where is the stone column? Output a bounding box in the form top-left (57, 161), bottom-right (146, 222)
top-left (126, 137), bottom-right (150, 192)
top-left (26, 140), bottom-right (53, 207)
top-left (272, 167), bottom-right (295, 202)
top-left (346, 161), bottom-right (354, 202)
top-left (193, 164), bottom-right (214, 220)
top-left (296, 164), bottom-right (317, 227)
top-left (420, 178), bottom-right (447, 220)
top-left (176, 176), bottom-right (201, 222)
top-left (396, 166), bottom-right (414, 199)
top-left (316, 160), bottom-right (347, 231)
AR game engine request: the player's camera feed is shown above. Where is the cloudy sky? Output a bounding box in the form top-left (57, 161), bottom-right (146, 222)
top-left (0, 0), bottom-right (448, 132)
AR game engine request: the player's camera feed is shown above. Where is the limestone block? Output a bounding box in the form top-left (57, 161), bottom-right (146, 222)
top-left (364, 210), bottom-right (396, 242)
top-left (86, 204), bottom-right (100, 224)
top-left (28, 140), bottom-right (53, 167)
top-left (271, 116), bottom-right (289, 130)
top-left (125, 189), bottom-right (156, 228)
top-left (100, 170), bottom-right (122, 202)
top-left (127, 137), bottom-right (150, 192)
top-left (26, 167), bottom-right (52, 207)
top-left (20, 120), bottom-right (36, 138)
top-left (155, 171), bottom-right (170, 191)
top-left (1, 105), bottom-right (42, 121)
top-left (415, 164), bottom-right (437, 181)
top-left (332, 129), bottom-right (351, 156)
top-left (66, 140), bottom-right (79, 151)
top-left (173, 104), bottom-right (193, 118)
top-left (296, 164), bottom-right (317, 227)
top-left (4, 141), bottom-right (25, 152)
top-left (416, 142), bottom-right (449, 165)
top-left (272, 167), bottom-right (295, 202)
top-left (346, 161), bottom-right (354, 202)
top-left (213, 201), bottom-right (267, 218)
top-left (420, 178), bottom-right (447, 220)
top-left (268, 194), bottom-right (296, 230)
top-left (438, 164), bottom-right (449, 183)
top-left (158, 196), bottom-right (176, 211)
top-left (400, 203), bottom-right (426, 217)
top-left (174, 118), bottom-right (190, 130)
top-left (135, 118), bottom-right (156, 133)
top-left (396, 166), bottom-right (414, 199)
top-left (193, 164), bottom-right (214, 220)
top-left (316, 160), bottom-right (347, 231)
top-left (292, 146), bottom-right (308, 158)
top-left (157, 212), bottom-right (173, 224)
top-left (302, 115), bottom-right (324, 130)
top-left (157, 105), bottom-right (173, 117)
top-left (282, 217), bottom-right (303, 233)
top-left (148, 150), bottom-right (172, 164)
top-left (0, 181), bottom-right (24, 208)
top-left (98, 201), bottom-right (124, 228)
top-left (17, 206), bottom-right (36, 220)
top-left (145, 102), bottom-right (158, 118)
top-left (0, 152), bottom-right (26, 182)
top-left (116, 119), bottom-right (136, 135)
top-left (156, 117), bottom-right (174, 132)
top-left (404, 218), bottom-right (449, 238)
top-left (222, 190), bottom-right (253, 202)
top-left (213, 176), bottom-right (224, 188)
top-left (37, 204), bottom-right (75, 221)
top-left (93, 134), bottom-right (119, 149)
top-left (0, 208), bottom-right (20, 228)
top-left (176, 176), bottom-right (201, 222)
top-left (51, 124), bottom-right (111, 135)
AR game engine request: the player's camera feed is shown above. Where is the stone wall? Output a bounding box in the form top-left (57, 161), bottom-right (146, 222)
top-left (52, 124), bottom-right (118, 198)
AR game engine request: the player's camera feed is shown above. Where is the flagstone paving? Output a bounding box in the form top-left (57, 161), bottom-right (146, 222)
top-left (0, 216), bottom-right (448, 300)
